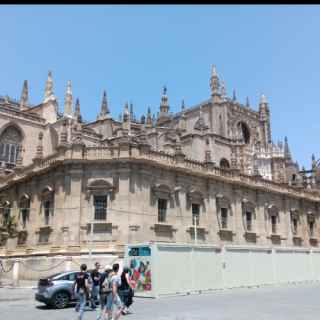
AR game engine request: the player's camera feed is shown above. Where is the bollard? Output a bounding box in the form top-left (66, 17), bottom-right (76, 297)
top-left (65, 256), bottom-right (72, 272)
top-left (12, 259), bottom-right (21, 287)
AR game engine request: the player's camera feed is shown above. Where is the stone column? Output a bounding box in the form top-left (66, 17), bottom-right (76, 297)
top-left (65, 165), bottom-right (83, 247)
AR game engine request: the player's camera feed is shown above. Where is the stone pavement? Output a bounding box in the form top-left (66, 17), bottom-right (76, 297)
top-left (1, 283), bottom-right (320, 319)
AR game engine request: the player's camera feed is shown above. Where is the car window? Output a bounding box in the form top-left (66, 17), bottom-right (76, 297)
top-left (54, 272), bottom-right (78, 281)
top-left (68, 272), bottom-right (78, 281)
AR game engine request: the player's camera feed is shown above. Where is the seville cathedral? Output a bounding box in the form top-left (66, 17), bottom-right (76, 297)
top-left (0, 65), bottom-right (320, 264)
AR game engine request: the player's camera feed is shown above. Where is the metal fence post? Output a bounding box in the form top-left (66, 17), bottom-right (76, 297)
top-left (12, 259), bottom-right (21, 287)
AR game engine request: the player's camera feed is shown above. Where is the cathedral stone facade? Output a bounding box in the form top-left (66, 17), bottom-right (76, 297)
top-left (0, 66), bottom-right (320, 261)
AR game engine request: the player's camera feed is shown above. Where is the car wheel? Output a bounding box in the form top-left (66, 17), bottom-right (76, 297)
top-left (52, 291), bottom-right (70, 309)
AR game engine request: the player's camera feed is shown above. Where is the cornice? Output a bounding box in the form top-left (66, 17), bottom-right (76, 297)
top-left (0, 146), bottom-right (319, 203)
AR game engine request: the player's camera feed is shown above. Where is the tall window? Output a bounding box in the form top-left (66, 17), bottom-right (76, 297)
top-left (157, 199), bottom-right (167, 223)
top-left (271, 215), bottom-right (277, 234)
top-left (245, 211), bottom-right (252, 231)
top-left (94, 195), bottom-right (107, 220)
top-left (44, 200), bottom-right (51, 225)
top-left (292, 218), bottom-right (298, 235)
top-left (309, 220), bottom-right (315, 237)
top-left (19, 197), bottom-right (30, 229)
top-left (221, 207), bottom-right (228, 229)
top-left (192, 203), bottom-right (200, 226)
top-left (0, 126), bottom-right (23, 169)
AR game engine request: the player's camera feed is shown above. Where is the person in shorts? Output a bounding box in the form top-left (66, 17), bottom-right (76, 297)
top-left (97, 264), bottom-right (113, 320)
top-left (105, 263), bottom-right (124, 320)
top-left (73, 263), bottom-right (89, 320)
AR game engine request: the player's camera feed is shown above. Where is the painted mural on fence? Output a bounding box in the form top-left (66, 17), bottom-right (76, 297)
top-left (128, 246), bottom-right (152, 292)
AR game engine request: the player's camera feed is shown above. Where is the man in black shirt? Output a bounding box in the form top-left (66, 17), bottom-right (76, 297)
top-left (90, 262), bottom-right (101, 310)
top-left (73, 264), bottom-right (89, 320)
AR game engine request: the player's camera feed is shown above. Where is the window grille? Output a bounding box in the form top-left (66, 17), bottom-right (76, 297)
top-left (221, 207), bottom-right (228, 229)
top-left (157, 199), bottom-right (167, 223)
top-left (245, 211), bottom-right (252, 231)
top-left (271, 215), bottom-right (277, 234)
top-left (192, 203), bottom-right (200, 226)
top-left (292, 218), bottom-right (298, 235)
top-left (94, 195), bottom-right (107, 220)
top-left (309, 221), bottom-right (315, 237)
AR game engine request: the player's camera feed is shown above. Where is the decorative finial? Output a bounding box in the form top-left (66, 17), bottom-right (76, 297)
top-left (163, 85), bottom-right (167, 95)
top-left (260, 93), bottom-right (268, 104)
top-left (246, 96), bottom-right (250, 107)
top-left (43, 71), bottom-right (56, 103)
top-left (211, 65), bottom-right (217, 77)
top-left (220, 81), bottom-right (227, 100)
top-left (20, 80), bottom-right (29, 110)
top-left (123, 101), bottom-right (130, 122)
top-left (130, 102), bottom-right (134, 120)
top-left (146, 107), bottom-right (152, 126)
top-left (181, 99), bottom-right (185, 111)
top-left (232, 90), bottom-right (236, 101)
top-left (64, 80), bottom-right (73, 117)
top-left (74, 98), bottom-right (82, 122)
top-left (284, 136), bottom-right (292, 160)
top-left (210, 64), bottom-right (220, 96)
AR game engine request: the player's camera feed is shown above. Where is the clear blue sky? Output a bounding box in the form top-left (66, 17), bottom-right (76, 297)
top-left (1, 5), bottom-right (319, 168)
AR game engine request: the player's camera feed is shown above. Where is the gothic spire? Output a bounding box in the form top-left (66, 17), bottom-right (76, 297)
top-left (246, 96), bottom-right (250, 107)
top-left (74, 98), bottom-right (82, 122)
top-left (98, 90), bottom-right (110, 120)
top-left (64, 80), bottom-right (73, 117)
top-left (146, 107), bottom-right (152, 126)
top-left (43, 71), bottom-right (56, 103)
top-left (210, 64), bottom-right (220, 96)
top-left (181, 99), bottom-right (185, 112)
top-left (130, 102), bottom-right (134, 120)
top-left (284, 136), bottom-right (292, 160)
top-left (232, 90), bottom-right (236, 101)
top-left (20, 80), bottom-right (29, 110)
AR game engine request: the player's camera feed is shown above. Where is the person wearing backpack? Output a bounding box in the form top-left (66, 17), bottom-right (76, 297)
top-left (73, 263), bottom-right (90, 320)
top-left (105, 263), bottom-right (124, 320)
top-left (97, 264), bottom-right (113, 320)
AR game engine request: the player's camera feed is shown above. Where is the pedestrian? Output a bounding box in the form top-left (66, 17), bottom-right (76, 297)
top-left (105, 263), bottom-right (124, 320)
top-left (118, 267), bottom-right (134, 315)
top-left (97, 264), bottom-right (113, 320)
top-left (73, 263), bottom-right (90, 320)
top-left (90, 262), bottom-right (102, 310)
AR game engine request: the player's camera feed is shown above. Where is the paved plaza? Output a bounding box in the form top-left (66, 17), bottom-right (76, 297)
top-left (1, 283), bottom-right (320, 320)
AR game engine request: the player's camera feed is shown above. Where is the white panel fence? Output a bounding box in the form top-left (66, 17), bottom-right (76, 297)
top-left (124, 243), bottom-right (320, 298)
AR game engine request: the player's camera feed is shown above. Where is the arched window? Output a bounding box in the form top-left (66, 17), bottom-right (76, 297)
top-left (237, 122), bottom-right (250, 144)
top-left (267, 204), bottom-right (279, 234)
top-left (0, 125), bottom-right (23, 168)
top-left (220, 158), bottom-right (230, 169)
top-left (242, 200), bottom-right (255, 232)
top-left (40, 186), bottom-right (54, 226)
